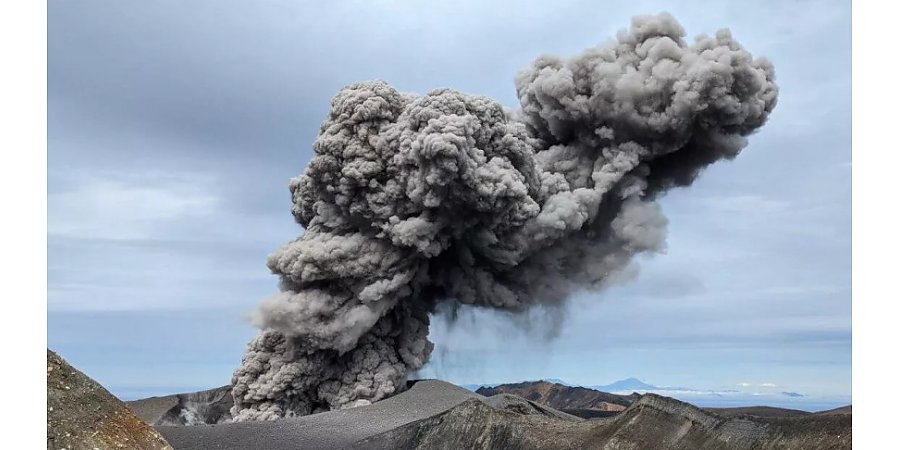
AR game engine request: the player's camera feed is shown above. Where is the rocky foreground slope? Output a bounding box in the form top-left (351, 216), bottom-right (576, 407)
top-left (47, 349), bottom-right (173, 450)
top-left (150, 379), bottom-right (850, 450)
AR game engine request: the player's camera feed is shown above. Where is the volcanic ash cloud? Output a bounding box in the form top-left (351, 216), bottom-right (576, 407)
top-left (230, 12), bottom-right (778, 421)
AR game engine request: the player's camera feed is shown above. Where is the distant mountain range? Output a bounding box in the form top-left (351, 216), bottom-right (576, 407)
top-left (590, 377), bottom-right (659, 392)
top-left (460, 377), bottom-right (846, 411)
top-left (461, 377), bottom-right (666, 393)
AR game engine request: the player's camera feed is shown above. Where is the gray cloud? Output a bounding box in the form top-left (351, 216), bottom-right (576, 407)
top-left (230, 13), bottom-right (777, 420)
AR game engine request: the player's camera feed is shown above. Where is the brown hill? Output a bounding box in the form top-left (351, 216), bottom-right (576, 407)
top-left (47, 349), bottom-right (172, 450)
top-left (816, 405), bottom-right (852, 415)
top-left (705, 405), bottom-right (813, 418)
top-left (585, 394), bottom-right (850, 450)
top-left (476, 380), bottom-right (634, 411)
top-left (355, 392), bottom-right (851, 450)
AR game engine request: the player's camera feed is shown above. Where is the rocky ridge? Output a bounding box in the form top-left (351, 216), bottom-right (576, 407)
top-left (47, 349), bottom-right (173, 450)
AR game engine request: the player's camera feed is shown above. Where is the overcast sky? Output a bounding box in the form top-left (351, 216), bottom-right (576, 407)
top-left (47, 0), bottom-right (850, 406)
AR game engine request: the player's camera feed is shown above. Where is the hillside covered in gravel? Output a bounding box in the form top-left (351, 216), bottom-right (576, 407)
top-left (47, 349), bottom-right (172, 450)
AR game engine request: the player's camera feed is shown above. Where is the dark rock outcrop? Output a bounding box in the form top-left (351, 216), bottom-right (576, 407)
top-left (47, 349), bottom-right (173, 450)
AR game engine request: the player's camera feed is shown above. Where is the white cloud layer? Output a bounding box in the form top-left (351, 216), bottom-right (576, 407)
top-left (49, 172), bottom-right (219, 240)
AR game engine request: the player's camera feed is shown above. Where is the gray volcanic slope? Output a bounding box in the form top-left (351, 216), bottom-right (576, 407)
top-left (157, 380), bottom-right (483, 450)
top-left (157, 381), bottom-right (850, 450)
top-left (129, 385), bottom-right (233, 426)
top-left (129, 394), bottom-right (180, 426)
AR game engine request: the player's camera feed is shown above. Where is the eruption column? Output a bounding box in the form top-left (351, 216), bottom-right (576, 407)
top-left (230, 13), bottom-right (778, 421)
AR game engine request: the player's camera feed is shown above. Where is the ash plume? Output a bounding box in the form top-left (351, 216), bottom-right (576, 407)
top-left (230, 13), bottom-right (777, 421)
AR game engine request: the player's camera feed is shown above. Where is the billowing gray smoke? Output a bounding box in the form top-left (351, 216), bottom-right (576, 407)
top-left (230, 13), bottom-right (777, 421)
